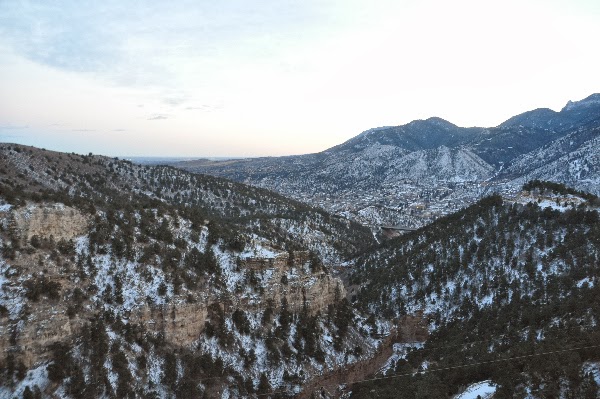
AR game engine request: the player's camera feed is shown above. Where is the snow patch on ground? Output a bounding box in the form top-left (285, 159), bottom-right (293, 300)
top-left (0, 363), bottom-right (50, 399)
top-left (380, 342), bottom-right (424, 374)
top-left (147, 351), bottom-right (164, 387)
top-left (0, 259), bottom-right (25, 320)
top-left (454, 380), bottom-right (497, 399)
top-left (537, 199), bottom-right (571, 211)
top-left (583, 362), bottom-right (600, 385)
top-left (577, 277), bottom-right (594, 288)
top-left (238, 238), bottom-right (283, 259)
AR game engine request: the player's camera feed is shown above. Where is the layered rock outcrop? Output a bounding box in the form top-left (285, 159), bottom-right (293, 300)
top-left (1, 203), bottom-right (346, 368)
top-left (8, 203), bottom-right (89, 244)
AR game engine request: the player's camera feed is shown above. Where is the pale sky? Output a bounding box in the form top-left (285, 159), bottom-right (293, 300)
top-left (1, 0), bottom-right (599, 157)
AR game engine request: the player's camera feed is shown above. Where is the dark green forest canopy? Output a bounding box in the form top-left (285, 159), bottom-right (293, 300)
top-left (349, 193), bottom-right (600, 397)
top-left (0, 144), bottom-right (374, 258)
top-left (523, 180), bottom-right (600, 205)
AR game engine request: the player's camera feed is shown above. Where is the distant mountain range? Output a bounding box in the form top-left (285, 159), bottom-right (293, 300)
top-left (1, 105), bottom-right (600, 397)
top-left (172, 94), bottom-right (600, 228)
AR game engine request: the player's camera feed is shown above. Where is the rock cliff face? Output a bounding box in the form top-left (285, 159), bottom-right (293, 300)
top-left (238, 251), bottom-right (345, 314)
top-left (2, 301), bottom-right (88, 368)
top-left (1, 204), bottom-right (91, 368)
top-left (130, 251), bottom-right (344, 348)
top-left (9, 203), bottom-right (89, 244)
top-left (1, 202), bottom-right (346, 372)
top-left (133, 303), bottom-right (210, 347)
top-left (0, 146), bottom-right (377, 397)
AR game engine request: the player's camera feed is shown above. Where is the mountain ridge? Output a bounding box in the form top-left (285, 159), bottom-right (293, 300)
top-left (173, 93), bottom-right (600, 230)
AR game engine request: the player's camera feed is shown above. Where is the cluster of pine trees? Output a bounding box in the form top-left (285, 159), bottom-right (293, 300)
top-left (349, 189), bottom-right (600, 397)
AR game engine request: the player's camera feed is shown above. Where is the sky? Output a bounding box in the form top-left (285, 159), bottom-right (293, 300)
top-left (1, 0), bottom-right (599, 157)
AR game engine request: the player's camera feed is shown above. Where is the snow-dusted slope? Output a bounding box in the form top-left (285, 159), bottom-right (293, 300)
top-left (349, 191), bottom-right (600, 397)
top-left (500, 122), bottom-right (600, 195)
top-left (174, 94), bottom-right (600, 231)
top-left (0, 146), bottom-right (387, 398)
top-left (384, 146), bottom-right (494, 184)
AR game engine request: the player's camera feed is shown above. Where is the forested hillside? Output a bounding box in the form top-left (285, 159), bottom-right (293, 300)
top-left (0, 144), bottom-right (374, 263)
top-left (0, 144), bottom-right (378, 398)
top-left (348, 184), bottom-right (600, 397)
top-left (2, 142), bottom-right (599, 398)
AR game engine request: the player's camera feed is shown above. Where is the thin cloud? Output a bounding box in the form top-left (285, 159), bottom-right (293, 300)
top-left (147, 114), bottom-right (168, 120)
top-left (186, 104), bottom-right (223, 111)
top-left (163, 97), bottom-right (186, 106)
top-left (0, 1), bottom-right (319, 90)
top-left (0, 124), bottom-right (29, 129)
top-left (71, 128), bottom-right (96, 132)
top-left (113, 129), bottom-right (127, 132)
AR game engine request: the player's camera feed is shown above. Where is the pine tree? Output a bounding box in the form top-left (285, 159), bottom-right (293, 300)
top-left (258, 373), bottom-right (271, 395)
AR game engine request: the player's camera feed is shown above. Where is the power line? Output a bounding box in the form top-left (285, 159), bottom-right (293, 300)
top-left (254, 343), bottom-right (600, 398)
top-left (393, 321), bottom-right (597, 356)
top-left (185, 323), bottom-right (598, 394)
top-left (161, 321), bottom-right (598, 399)
top-left (357, 343), bottom-right (600, 384)
top-left (164, 326), bottom-right (589, 396)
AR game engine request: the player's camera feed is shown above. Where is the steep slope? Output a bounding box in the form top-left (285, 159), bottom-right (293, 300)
top-left (2, 142), bottom-right (599, 398)
top-left (347, 187), bottom-right (600, 397)
top-left (176, 118), bottom-right (493, 188)
top-left (0, 144), bottom-right (380, 398)
top-left (497, 120), bottom-right (600, 195)
top-left (499, 107), bottom-right (564, 130)
top-left (560, 93), bottom-right (600, 127)
top-left (0, 144), bottom-right (374, 263)
top-left (466, 125), bottom-right (566, 167)
top-left (466, 94), bottom-right (600, 168)
top-left (384, 146), bottom-right (494, 184)
top-left (328, 118), bottom-right (484, 154)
